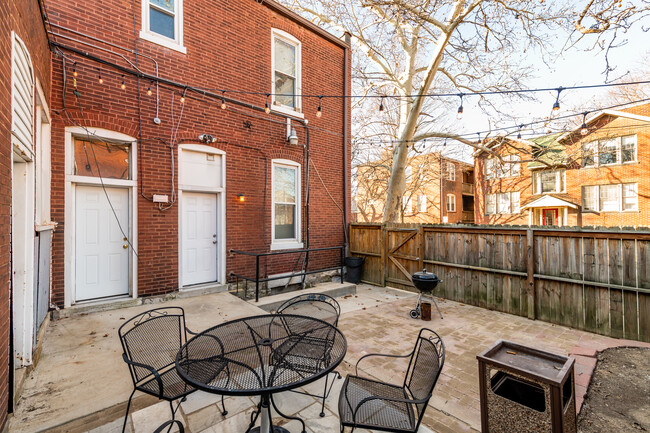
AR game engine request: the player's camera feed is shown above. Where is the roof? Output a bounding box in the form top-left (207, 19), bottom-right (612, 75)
top-left (521, 194), bottom-right (579, 210)
top-left (557, 105), bottom-right (650, 143)
top-left (527, 133), bottom-right (565, 169)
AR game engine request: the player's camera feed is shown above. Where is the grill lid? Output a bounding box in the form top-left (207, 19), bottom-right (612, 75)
top-left (412, 269), bottom-right (440, 282)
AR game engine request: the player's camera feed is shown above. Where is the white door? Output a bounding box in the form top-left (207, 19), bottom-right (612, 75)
top-left (182, 192), bottom-right (218, 286)
top-left (75, 185), bottom-right (130, 301)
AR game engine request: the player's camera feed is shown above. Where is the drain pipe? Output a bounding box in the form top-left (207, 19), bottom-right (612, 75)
top-left (343, 33), bottom-right (351, 256)
top-left (300, 120), bottom-right (310, 288)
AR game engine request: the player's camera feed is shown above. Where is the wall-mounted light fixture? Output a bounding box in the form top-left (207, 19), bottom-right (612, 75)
top-left (286, 118), bottom-right (299, 145)
top-left (237, 194), bottom-right (245, 202)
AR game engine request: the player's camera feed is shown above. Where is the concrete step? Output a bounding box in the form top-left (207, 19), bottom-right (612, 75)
top-left (250, 282), bottom-right (357, 312)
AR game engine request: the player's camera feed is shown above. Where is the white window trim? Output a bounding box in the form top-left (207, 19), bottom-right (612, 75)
top-left (418, 195), bottom-right (427, 213)
top-left (485, 191), bottom-right (520, 215)
top-left (64, 127), bottom-right (139, 308)
top-left (446, 194), bottom-right (456, 212)
top-left (484, 155), bottom-right (520, 180)
top-left (140, 0), bottom-right (186, 54)
top-left (271, 29), bottom-right (303, 119)
top-left (583, 135), bottom-right (638, 168)
top-left (582, 183), bottom-right (638, 213)
top-left (533, 169), bottom-right (566, 195)
top-left (447, 162), bottom-right (456, 181)
top-left (271, 159), bottom-right (303, 250)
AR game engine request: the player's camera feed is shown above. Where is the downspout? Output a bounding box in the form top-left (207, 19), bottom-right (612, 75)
top-left (301, 121), bottom-right (310, 289)
top-left (343, 33), bottom-right (351, 255)
top-left (440, 155), bottom-right (444, 224)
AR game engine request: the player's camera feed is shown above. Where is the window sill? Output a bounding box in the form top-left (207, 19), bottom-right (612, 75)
top-left (585, 161), bottom-right (639, 169)
top-left (139, 30), bottom-right (187, 54)
top-left (270, 241), bottom-right (304, 251)
top-left (271, 104), bottom-right (304, 120)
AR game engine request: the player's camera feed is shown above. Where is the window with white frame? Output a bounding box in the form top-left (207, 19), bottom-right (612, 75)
top-left (484, 155), bottom-right (520, 179)
top-left (485, 191), bottom-right (520, 215)
top-left (484, 158), bottom-right (496, 180)
top-left (446, 162), bottom-right (456, 181)
top-left (446, 194), bottom-right (456, 212)
top-left (272, 29), bottom-right (301, 114)
top-left (582, 135), bottom-right (637, 167)
top-left (272, 160), bottom-right (301, 247)
top-left (582, 183), bottom-right (638, 212)
top-left (532, 169), bottom-right (565, 195)
top-left (141, 0), bottom-right (184, 52)
top-left (403, 196), bottom-right (413, 214)
top-left (418, 195), bottom-right (427, 213)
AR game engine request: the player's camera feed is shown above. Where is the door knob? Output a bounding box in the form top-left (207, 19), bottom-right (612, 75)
top-left (212, 240), bottom-right (217, 244)
top-left (123, 244), bottom-right (128, 249)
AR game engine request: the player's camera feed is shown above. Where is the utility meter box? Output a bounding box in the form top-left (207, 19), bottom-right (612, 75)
top-left (477, 340), bottom-right (576, 433)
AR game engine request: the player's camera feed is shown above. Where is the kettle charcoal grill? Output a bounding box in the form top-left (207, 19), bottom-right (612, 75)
top-left (410, 269), bottom-right (443, 319)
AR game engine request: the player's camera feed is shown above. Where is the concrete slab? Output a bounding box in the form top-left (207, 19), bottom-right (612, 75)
top-left (251, 282), bottom-right (357, 312)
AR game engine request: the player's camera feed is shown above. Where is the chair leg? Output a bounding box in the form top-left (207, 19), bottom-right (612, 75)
top-left (220, 395), bottom-right (228, 416)
top-left (244, 399), bottom-right (263, 433)
top-left (270, 394), bottom-right (306, 433)
top-left (122, 389), bottom-right (136, 433)
top-left (167, 401), bottom-right (176, 433)
top-left (319, 373), bottom-right (329, 417)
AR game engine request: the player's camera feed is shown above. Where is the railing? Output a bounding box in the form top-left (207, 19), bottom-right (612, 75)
top-left (229, 246), bottom-right (345, 302)
top-left (462, 211), bottom-right (474, 223)
top-left (462, 183), bottom-right (474, 195)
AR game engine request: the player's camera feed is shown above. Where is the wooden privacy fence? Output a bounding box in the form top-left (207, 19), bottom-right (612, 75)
top-left (350, 222), bottom-right (650, 343)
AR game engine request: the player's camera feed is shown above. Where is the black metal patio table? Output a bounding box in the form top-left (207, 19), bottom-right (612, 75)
top-left (175, 313), bottom-right (347, 433)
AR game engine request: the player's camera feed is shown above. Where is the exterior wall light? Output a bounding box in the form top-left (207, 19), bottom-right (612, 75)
top-left (237, 194), bottom-right (245, 202)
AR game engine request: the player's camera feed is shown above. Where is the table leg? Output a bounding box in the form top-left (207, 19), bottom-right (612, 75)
top-left (248, 394), bottom-right (290, 433)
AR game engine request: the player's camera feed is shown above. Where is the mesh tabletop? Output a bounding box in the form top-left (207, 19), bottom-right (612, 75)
top-left (175, 314), bottom-right (347, 396)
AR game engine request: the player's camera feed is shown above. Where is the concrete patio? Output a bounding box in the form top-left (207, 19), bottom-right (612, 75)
top-left (9, 283), bottom-right (650, 433)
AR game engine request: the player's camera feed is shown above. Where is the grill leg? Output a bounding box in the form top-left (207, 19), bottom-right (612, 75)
top-left (431, 294), bottom-right (443, 319)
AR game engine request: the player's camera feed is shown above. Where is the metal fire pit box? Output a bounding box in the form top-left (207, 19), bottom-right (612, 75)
top-left (477, 340), bottom-right (576, 433)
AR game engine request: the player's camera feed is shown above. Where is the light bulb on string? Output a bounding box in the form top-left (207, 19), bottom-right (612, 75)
top-left (73, 65), bottom-right (78, 77)
top-left (221, 90), bottom-right (226, 110)
top-left (147, 81), bottom-right (153, 96)
top-left (443, 138), bottom-right (447, 147)
top-left (456, 94), bottom-right (464, 120)
top-left (98, 71), bottom-right (103, 85)
top-left (265, 94), bottom-right (271, 114)
top-left (316, 96), bottom-right (322, 118)
top-left (379, 97), bottom-right (384, 112)
top-left (120, 75), bottom-right (126, 90)
top-left (580, 112), bottom-right (589, 136)
top-left (180, 88), bottom-right (186, 104)
top-left (517, 124), bottom-right (523, 139)
top-left (552, 87), bottom-right (562, 111)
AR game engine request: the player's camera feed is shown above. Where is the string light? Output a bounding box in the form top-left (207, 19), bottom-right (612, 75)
top-left (379, 97), bottom-right (384, 112)
top-left (457, 94), bottom-right (464, 120)
top-left (98, 70), bottom-right (103, 85)
top-left (580, 112), bottom-right (589, 136)
top-left (147, 81), bottom-right (153, 96)
top-left (221, 90), bottom-right (226, 109)
top-left (316, 96), bottom-right (322, 118)
top-left (517, 124), bottom-right (523, 139)
top-left (120, 75), bottom-right (126, 90)
top-left (73, 64), bottom-right (78, 77)
top-left (553, 87), bottom-right (562, 111)
top-left (265, 94), bottom-right (271, 114)
top-left (443, 138), bottom-right (447, 147)
top-left (180, 88), bottom-right (186, 104)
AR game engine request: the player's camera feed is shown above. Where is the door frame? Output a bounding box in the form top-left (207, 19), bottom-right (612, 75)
top-left (64, 127), bottom-right (138, 307)
top-left (177, 144), bottom-right (226, 288)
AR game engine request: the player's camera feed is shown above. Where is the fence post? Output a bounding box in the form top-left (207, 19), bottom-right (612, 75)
top-left (419, 225), bottom-right (425, 272)
top-left (255, 255), bottom-right (260, 303)
top-left (527, 229), bottom-right (536, 320)
top-left (381, 224), bottom-right (387, 287)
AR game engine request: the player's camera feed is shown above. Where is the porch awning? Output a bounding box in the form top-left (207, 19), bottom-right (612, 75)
top-left (521, 194), bottom-right (579, 210)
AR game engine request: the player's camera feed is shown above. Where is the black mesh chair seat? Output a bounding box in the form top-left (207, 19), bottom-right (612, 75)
top-left (271, 335), bottom-right (333, 374)
top-left (137, 366), bottom-right (196, 400)
top-left (339, 375), bottom-right (415, 431)
top-left (338, 328), bottom-right (445, 433)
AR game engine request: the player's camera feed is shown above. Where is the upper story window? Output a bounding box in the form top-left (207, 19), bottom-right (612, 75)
top-left (532, 169), bottom-right (565, 195)
top-left (446, 194), bottom-right (456, 212)
top-left (582, 183), bottom-right (638, 212)
top-left (446, 162), bottom-right (456, 181)
top-left (402, 196), bottom-right (413, 214)
top-left (140, 0), bottom-right (186, 53)
top-left (272, 29), bottom-right (302, 116)
top-left (484, 154), bottom-right (520, 179)
top-left (485, 191), bottom-right (520, 215)
top-left (418, 195), bottom-right (427, 213)
top-left (582, 135), bottom-right (637, 168)
top-left (272, 159), bottom-right (302, 249)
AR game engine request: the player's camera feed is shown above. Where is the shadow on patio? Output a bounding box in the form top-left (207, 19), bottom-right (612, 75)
top-left (9, 284), bottom-right (650, 433)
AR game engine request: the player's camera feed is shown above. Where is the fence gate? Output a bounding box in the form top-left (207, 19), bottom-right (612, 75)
top-left (385, 227), bottom-right (420, 289)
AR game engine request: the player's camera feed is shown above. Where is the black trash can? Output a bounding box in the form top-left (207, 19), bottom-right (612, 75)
top-left (344, 256), bottom-right (365, 284)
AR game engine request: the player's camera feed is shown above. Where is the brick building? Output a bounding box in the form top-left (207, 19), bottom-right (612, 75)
top-left (355, 152), bottom-right (474, 224)
top-left (1, 0), bottom-right (53, 426)
top-left (474, 103), bottom-right (650, 227)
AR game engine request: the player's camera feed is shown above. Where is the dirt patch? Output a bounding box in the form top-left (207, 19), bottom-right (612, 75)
top-left (578, 347), bottom-right (650, 432)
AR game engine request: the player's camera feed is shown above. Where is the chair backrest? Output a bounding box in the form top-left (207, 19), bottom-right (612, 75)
top-left (118, 307), bottom-right (187, 385)
top-left (276, 293), bottom-right (341, 326)
top-left (403, 328), bottom-right (445, 421)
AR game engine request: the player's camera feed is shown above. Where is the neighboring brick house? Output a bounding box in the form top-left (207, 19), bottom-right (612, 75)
top-left (355, 152), bottom-right (474, 224)
top-left (42, 0), bottom-right (351, 308)
top-left (1, 0), bottom-right (53, 426)
top-left (474, 103), bottom-right (650, 227)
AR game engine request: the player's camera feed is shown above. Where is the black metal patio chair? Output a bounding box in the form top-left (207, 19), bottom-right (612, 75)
top-left (338, 328), bottom-right (445, 433)
top-left (271, 293), bottom-right (342, 417)
top-left (118, 307), bottom-right (227, 433)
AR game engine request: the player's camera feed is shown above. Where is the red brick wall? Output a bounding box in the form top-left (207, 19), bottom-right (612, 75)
top-left (45, 0), bottom-right (350, 306)
top-left (0, 0), bottom-right (51, 427)
top-left (441, 158), bottom-right (473, 224)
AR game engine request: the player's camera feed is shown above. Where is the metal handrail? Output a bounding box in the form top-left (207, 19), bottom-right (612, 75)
top-left (229, 246), bottom-right (345, 302)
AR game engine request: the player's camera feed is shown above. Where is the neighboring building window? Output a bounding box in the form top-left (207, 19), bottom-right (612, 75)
top-left (447, 162), bottom-right (456, 181)
top-left (403, 196), bottom-right (413, 214)
top-left (507, 155), bottom-right (521, 177)
top-left (484, 159), bottom-right (496, 180)
top-left (582, 183), bottom-right (638, 212)
top-left (446, 194), bottom-right (456, 212)
top-left (582, 135), bottom-right (637, 167)
top-left (141, 0), bottom-right (185, 52)
top-left (272, 160), bottom-right (301, 248)
top-left (272, 29), bottom-right (301, 114)
top-left (533, 169), bottom-right (565, 195)
top-left (484, 155), bottom-right (519, 179)
top-left (418, 195), bottom-right (427, 213)
top-left (486, 192), bottom-right (520, 215)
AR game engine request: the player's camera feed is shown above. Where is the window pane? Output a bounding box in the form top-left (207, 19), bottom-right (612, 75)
top-left (599, 184), bottom-right (619, 212)
top-left (599, 139), bottom-right (618, 165)
top-left (510, 155), bottom-right (520, 176)
top-left (150, 7), bottom-right (175, 39)
top-left (622, 135), bottom-right (636, 163)
top-left (533, 172), bottom-right (540, 194)
top-left (497, 193), bottom-right (510, 214)
top-left (275, 204), bottom-right (295, 239)
top-left (541, 171), bottom-right (557, 193)
top-left (274, 72), bottom-right (295, 108)
top-left (151, 0), bottom-right (174, 12)
top-left (486, 194), bottom-right (496, 215)
top-left (582, 186), bottom-right (596, 211)
top-left (622, 183), bottom-right (638, 211)
top-left (582, 142), bottom-right (596, 167)
top-left (274, 166), bottom-right (296, 203)
top-left (275, 39), bottom-right (296, 77)
top-left (511, 192), bottom-right (520, 213)
top-left (418, 195), bottom-right (427, 212)
top-left (74, 139), bottom-right (130, 179)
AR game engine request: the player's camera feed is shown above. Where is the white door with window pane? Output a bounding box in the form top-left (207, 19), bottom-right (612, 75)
top-left (75, 186), bottom-right (130, 301)
top-left (181, 192), bottom-right (218, 286)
